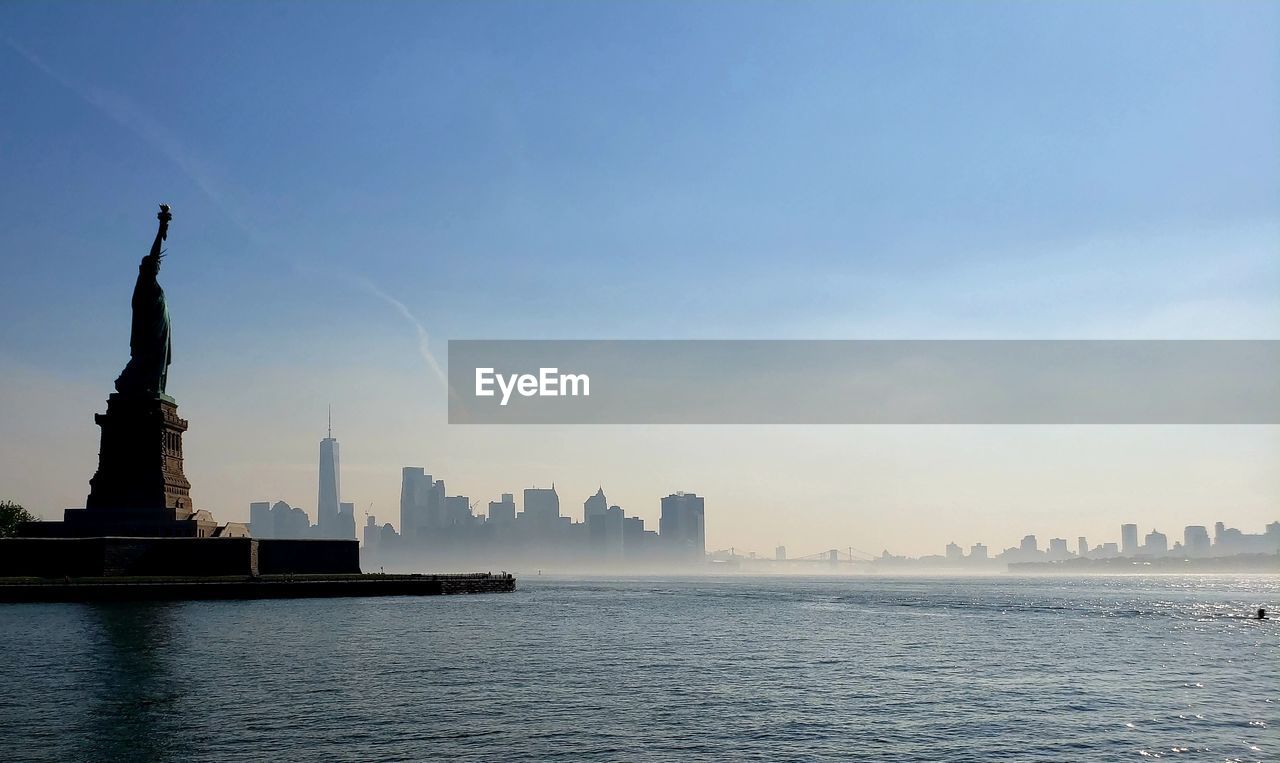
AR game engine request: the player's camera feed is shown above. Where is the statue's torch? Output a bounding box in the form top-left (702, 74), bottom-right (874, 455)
top-left (157, 204), bottom-right (172, 240)
top-left (149, 204), bottom-right (172, 261)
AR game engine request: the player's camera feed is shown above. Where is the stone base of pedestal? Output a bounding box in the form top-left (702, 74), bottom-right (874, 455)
top-left (86, 392), bottom-right (194, 516)
top-left (18, 507), bottom-right (220, 538)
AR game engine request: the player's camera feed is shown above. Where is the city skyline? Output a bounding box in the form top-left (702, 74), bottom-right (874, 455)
top-left (248, 454), bottom-right (1278, 566)
top-left (366, 475), bottom-right (707, 569)
top-left (248, 416), bottom-right (357, 541)
top-left (235, 425), bottom-right (1276, 564)
top-left (4, 389), bottom-right (1278, 555)
top-left (5, 402), bottom-right (1280, 556)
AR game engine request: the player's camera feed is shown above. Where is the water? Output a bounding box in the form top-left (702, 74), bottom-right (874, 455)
top-left (1, 575), bottom-right (1275, 762)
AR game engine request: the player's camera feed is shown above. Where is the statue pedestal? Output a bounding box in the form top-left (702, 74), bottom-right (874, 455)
top-left (17, 394), bottom-right (220, 539)
top-left (85, 392), bottom-right (194, 517)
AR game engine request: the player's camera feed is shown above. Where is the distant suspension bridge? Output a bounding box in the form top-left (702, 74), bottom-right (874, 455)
top-left (714, 547), bottom-right (880, 566)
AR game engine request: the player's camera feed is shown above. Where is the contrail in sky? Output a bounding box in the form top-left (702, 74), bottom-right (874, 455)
top-left (2, 36), bottom-right (261, 242)
top-left (6, 36), bottom-right (455, 402)
top-left (358, 278), bottom-right (453, 395)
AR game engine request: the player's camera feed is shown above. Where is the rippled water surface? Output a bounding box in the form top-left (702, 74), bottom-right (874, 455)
top-left (1, 575), bottom-right (1276, 762)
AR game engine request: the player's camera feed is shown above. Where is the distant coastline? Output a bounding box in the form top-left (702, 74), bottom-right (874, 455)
top-left (1008, 553), bottom-right (1279, 574)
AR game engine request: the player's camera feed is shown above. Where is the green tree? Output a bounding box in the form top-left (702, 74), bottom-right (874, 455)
top-left (0, 500), bottom-right (36, 537)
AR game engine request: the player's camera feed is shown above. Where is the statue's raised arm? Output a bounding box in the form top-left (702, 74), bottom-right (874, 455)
top-left (115, 205), bottom-right (174, 397)
top-left (149, 203), bottom-right (172, 261)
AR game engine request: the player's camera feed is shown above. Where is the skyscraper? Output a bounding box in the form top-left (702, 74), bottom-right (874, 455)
top-left (271, 500), bottom-right (312, 538)
top-left (1121, 524), bottom-right (1139, 556)
top-left (659, 492), bottom-right (705, 561)
top-left (623, 516), bottom-right (650, 561)
top-left (1143, 528), bottom-right (1168, 555)
top-left (338, 501), bottom-right (356, 540)
top-left (400, 467), bottom-right (444, 540)
top-left (1184, 525), bottom-right (1211, 556)
top-left (523, 487), bottom-right (560, 527)
top-left (249, 501), bottom-right (273, 539)
top-left (583, 488), bottom-right (607, 523)
top-left (400, 467), bottom-right (426, 539)
top-left (444, 495), bottom-right (473, 526)
top-left (488, 493), bottom-right (516, 524)
top-left (588, 505), bottom-right (625, 561)
top-left (317, 410), bottom-right (341, 537)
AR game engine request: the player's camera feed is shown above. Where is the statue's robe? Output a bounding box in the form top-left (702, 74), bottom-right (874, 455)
top-left (115, 259), bottom-right (171, 396)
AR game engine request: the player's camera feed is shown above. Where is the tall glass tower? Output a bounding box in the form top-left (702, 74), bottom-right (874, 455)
top-left (318, 408), bottom-right (341, 537)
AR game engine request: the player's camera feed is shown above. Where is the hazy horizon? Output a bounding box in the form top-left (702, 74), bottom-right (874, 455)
top-left (2, 0), bottom-right (1277, 557)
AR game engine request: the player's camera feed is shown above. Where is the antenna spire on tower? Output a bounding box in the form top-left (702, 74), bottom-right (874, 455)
top-left (328, 405), bottom-right (332, 439)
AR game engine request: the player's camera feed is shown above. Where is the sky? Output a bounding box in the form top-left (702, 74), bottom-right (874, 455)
top-left (1, 0), bottom-right (1278, 556)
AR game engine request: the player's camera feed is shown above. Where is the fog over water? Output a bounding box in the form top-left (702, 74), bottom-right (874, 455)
top-left (2, 575), bottom-right (1275, 761)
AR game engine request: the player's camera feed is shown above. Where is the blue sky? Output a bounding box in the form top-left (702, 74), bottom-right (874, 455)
top-left (1, 1), bottom-right (1277, 552)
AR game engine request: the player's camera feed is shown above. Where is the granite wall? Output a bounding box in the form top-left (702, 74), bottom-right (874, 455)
top-left (0, 537), bottom-right (360, 578)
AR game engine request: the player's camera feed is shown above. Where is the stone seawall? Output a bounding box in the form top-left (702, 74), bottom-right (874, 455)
top-left (0, 537), bottom-right (359, 577)
top-left (0, 573), bottom-right (516, 602)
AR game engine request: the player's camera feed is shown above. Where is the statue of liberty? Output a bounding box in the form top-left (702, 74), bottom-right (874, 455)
top-left (115, 204), bottom-right (173, 397)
